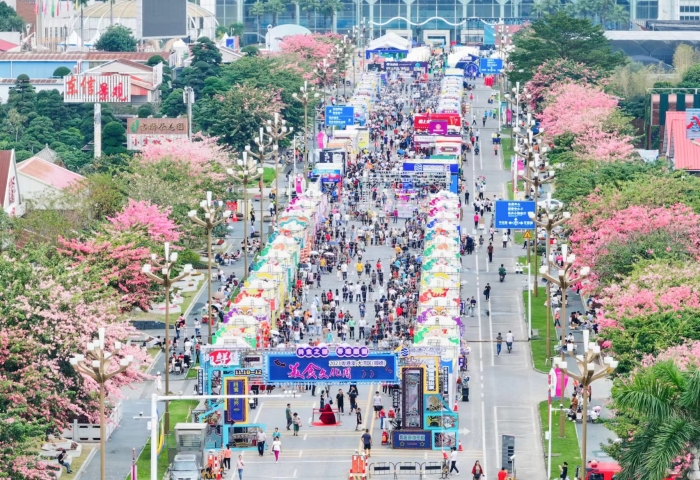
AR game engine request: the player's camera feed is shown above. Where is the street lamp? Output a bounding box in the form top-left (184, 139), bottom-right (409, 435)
top-left (315, 57), bottom-right (333, 106)
top-left (70, 328), bottom-right (133, 480)
top-left (227, 152), bottom-right (265, 276)
top-left (265, 112), bottom-right (293, 215)
top-left (528, 207), bottom-right (571, 360)
top-left (141, 243), bottom-right (193, 433)
top-left (553, 334), bottom-right (618, 477)
top-left (187, 193), bottom-right (231, 345)
top-left (539, 245), bottom-right (590, 438)
top-left (246, 128), bottom-right (273, 249)
top-left (292, 82), bottom-right (319, 171)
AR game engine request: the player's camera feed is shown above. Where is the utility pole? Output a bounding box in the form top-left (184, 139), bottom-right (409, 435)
top-left (183, 86), bottom-right (195, 141)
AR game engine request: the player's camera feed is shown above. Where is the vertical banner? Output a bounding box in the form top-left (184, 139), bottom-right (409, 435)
top-left (225, 377), bottom-right (248, 423)
top-left (402, 368), bottom-right (424, 429)
top-left (197, 369), bottom-right (204, 395)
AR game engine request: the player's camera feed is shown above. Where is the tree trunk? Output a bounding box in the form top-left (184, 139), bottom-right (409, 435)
top-left (80, 5), bottom-right (84, 50)
top-left (273, 13), bottom-right (278, 26)
top-left (307, 10), bottom-right (311, 27)
top-left (257, 16), bottom-right (261, 44)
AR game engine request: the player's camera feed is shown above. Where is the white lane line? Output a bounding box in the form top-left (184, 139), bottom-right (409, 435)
top-left (489, 297), bottom-right (495, 366)
top-left (294, 469), bottom-right (298, 478)
top-left (254, 402), bottom-right (264, 423)
top-left (303, 433), bottom-right (307, 441)
top-left (298, 450), bottom-right (303, 458)
top-left (481, 400), bottom-right (488, 474)
top-left (494, 406), bottom-right (500, 475)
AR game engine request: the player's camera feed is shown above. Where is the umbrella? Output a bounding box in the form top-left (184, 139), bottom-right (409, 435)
top-left (323, 252), bottom-right (336, 257)
top-left (310, 250), bottom-right (320, 255)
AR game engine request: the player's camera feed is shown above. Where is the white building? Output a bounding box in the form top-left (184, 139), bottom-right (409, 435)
top-left (0, 150), bottom-right (25, 218)
top-left (16, 156), bottom-right (84, 208)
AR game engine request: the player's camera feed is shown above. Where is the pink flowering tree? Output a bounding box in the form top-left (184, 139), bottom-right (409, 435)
top-left (107, 199), bottom-right (180, 243)
top-left (278, 33), bottom-right (336, 63)
top-left (538, 82), bottom-right (634, 161)
top-left (136, 134), bottom-right (229, 181)
top-left (525, 59), bottom-right (606, 111)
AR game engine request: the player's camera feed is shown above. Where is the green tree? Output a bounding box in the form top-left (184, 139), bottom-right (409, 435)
top-left (508, 12), bottom-right (626, 84)
top-left (146, 54), bottom-right (166, 67)
top-left (612, 361), bottom-right (700, 480)
top-left (3, 108), bottom-right (25, 142)
top-left (319, 0), bottom-right (342, 29)
top-left (241, 45), bottom-right (260, 56)
top-left (301, 0), bottom-right (321, 28)
top-left (52, 66), bottom-right (72, 77)
top-left (265, 0), bottom-right (287, 26)
top-left (216, 22), bottom-right (245, 39)
top-left (531, 0), bottom-right (561, 17)
top-left (137, 104), bottom-right (154, 118)
top-left (22, 116), bottom-right (55, 152)
top-left (192, 36), bottom-right (222, 66)
top-left (102, 121), bottom-right (127, 155)
top-left (94, 24), bottom-right (137, 52)
top-left (679, 64), bottom-right (700, 88)
top-left (7, 74), bottom-right (37, 117)
top-left (0, 1), bottom-right (25, 32)
top-left (160, 88), bottom-right (187, 117)
top-left (249, 0), bottom-right (267, 43)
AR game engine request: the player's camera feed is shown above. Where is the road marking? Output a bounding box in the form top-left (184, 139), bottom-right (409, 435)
top-left (481, 400), bottom-right (487, 474)
top-left (303, 433), bottom-right (307, 440)
top-left (253, 402), bottom-right (264, 423)
top-left (494, 406), bottom-right (500, 475)
top-left (298, 450), bottom-right (303, 458)
top-left (488, 297), bottom-right (495, 366)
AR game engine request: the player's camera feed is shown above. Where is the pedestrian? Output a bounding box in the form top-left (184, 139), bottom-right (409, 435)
top-left (336, 389), bottom-right (345, 413)
top-left (506, 330), bottom-right (514, 353)
top-left (473, 213), bottom-right (479, 229)
top-left (502, 231), bottom-right (509, 248)
top-left (373, 391), bottom-right (383, 418)
top-left (487, 243), bottom-right (494, 263)
top-left (494, 144), bottom-right (499, 156)
top-left (472, 460), bottom-right (484, 479)
top-left (356, 407), bottom-right (363, 431)
top-left (496, 332), bottom-right (503, 356)
top-left (223, 444), bottom-right (232, 470)
top-left (292, 413), bottom-right (301, 436)
top-left (286, 404), bottom-right (292, 430)
top-left (236, 455), bottom-right (245, 480)
top-left (57, 449), bottom-right (72, 474)
top-left (193, 318), bottom-right (201, 338)
top-left (484, 283), bottom-right (491, 301)
top-left (348, 385), bottom-right (359, 414)
top-left (559, 462), bottom-right (568, 480)
top-left (256, 428), bottom-right (266, 456)
top-left (361, 429), bottom-right (372, 458)
top-left (498, 466), bottom-right (508, 480)
top-left (155, 371), bottom-right (162, 394)
top-left (449, 447), bottom-right (459, 474)
top-left (273, 427), bottom-right (281, 441)
top-left (272, 437), bottom-right (282, 463)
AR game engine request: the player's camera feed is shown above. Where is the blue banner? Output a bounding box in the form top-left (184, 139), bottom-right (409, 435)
top-left (480, 58), bottom-right (504, 74)
top-left (464, 62), bottom-right (479, 77)
top-left (266, 349), bottom-right (398, 383)
top-left (402, 162), bottom-right (458, 173)
top-left (325, 106), bottom-right (354, 126)
top-left (225, 377), bottom-right (248, 423)
top-left (494, 200), bottom-right (536, 229)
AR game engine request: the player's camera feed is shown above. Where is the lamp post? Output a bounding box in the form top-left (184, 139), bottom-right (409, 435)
top-left (528, 207), bottom-right (571, 360)
top-left (292, 82), bottom-right (319, 172)
top-left (553, 335), bottom-right (618, 477)
top-left (187, 193), bottom-right (231, 345)
top-left (70, 328), bottom-right (133, 480)
top-left (246, 128), bottom-right (273, 249)
top-left (265, 112), bottom-right (293, 216)
top-left (227, 152), bottom-right (265, 276)
top-left (315, 58), bottom-right (333, 107)
top-left (539, 248), bottom-right (590, 438)
top-left (141, 244), bottom-right (193, 433)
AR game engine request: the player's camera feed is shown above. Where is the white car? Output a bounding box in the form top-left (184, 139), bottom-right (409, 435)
top-left (537, 198), bottom-right (563, 211)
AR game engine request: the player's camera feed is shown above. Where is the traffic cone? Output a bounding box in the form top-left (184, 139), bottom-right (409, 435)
top-left (453, 403), bottom-right (458, 412)
top-left (459, 441), bottom-right (463, 452)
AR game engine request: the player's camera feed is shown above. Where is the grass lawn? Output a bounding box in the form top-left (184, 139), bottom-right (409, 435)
top-left (501, 132), bottom-right (515, 171)
top-left (127, 289), bottom-right (200, 322)
top-left (525, 286), bottom-right (556, 372)
top-left (126, 400), bottom-right (199, 480)
top-left (263, 167), bottom-right (276, 187)
top-left (538, 400), bottom-right (581, 480)
top-left (185, 364), bottom-right (201, 379)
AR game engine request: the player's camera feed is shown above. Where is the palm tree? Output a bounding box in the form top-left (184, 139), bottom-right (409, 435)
top-left (77, 0), bottom-right (89, 50)
top-left (249, 0), bottom-right (267, 44)
top-left (531, 0), bottom-right (560, 18)
top-left (613, 361), bottom-right (700, 480)
top-left (265, 0), bottom-right (287, 27)
top-left (320, 0), bottom-right (343, 31)
top-left (301, 0), bottom-right (321, 30)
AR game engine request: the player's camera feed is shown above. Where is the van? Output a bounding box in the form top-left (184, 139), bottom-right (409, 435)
top-left (585, 460), bottom-right (678, 480)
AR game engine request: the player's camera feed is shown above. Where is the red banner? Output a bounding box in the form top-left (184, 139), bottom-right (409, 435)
top-left (414, 113), bottom-right (461, 133)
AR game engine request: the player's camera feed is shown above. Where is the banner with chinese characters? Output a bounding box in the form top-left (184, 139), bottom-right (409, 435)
top-left (126, 117), bottom-right (189, 150)
top-left (225, 377), bottom-right (248, 423)
top-left (265, 345), bottom-right (398, 383)
top-left (63, 74), bottom-right (132, 103)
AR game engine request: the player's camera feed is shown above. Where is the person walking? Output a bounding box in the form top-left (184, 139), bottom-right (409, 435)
top-left (356, 407), bottom-right (363, 431)
top-left (361, 429), bottom-right (372, 458)
top-left (472, 460), bottom-right (484, 479)
top-left (496, 332), bottom-right (503, 357)
top-left (487, 243), bottom-right (494, 263)
top-left (292, 413), bottom-right (301, 436)
top-left (223, 445), bottom-right (232, 470)
top-left (498, 467), bottom-right (508, 480)
top-left (348, 385), bottom-right (359, 414)
top-left (506, 330), bottom-right (514, 353)
top-left (502, 231), bottom-right (509, 248)
top-left (155, 371), bottom-right (163, 395)
top-left (236, 455), bottom-right (245, 480)
top-left (483, 283), bottom-right (491, 301)
top-left (336, 389), bottom-right (345, 413)
top-left (373, 391), bottom-right (383, 418)
top-left (272, 437), bottom-right (282, 463)
top-left (256, 428), bottom-right (266, 457)
top-left (286, 404), bottom-right (293, 430)
top-left (449, 447), bottom-right (459, 475)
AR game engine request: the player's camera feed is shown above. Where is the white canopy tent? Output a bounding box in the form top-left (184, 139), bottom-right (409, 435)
top-left (367, 32), bottom-right (411, 51)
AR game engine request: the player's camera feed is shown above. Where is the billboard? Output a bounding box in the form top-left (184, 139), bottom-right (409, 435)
top-left (137, 0), bottom-right (187, 39)
top-left (64, 74), bottom-right (131, 103)
top-left (265, 345), bottom-right (398, 383)
top-left (325, 106), bottom-right (355, 127)
top-left (126, 117), bottom-right (189, 150)
top-left (413, 113), bottom-right (461, 133)
top-left (686, 109), bottom-right (700, 140)
top-left (225, 377), bottom-right (248, 423)
top-left (384, 61), bottom-right (429, 74)
top-left (494, 200), bottom-right (536, 229)
top-left (479, 58), bottom-right (504, 74)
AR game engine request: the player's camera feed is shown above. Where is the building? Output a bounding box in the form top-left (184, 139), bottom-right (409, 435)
top-left (0, 78), bottom-right (63, 103)
top-left (663, 111), bottom-right (700, 174)
top-left (16, 156), bottom-right (85, 208)
top-left (0, 150), bottom-right (25, 218)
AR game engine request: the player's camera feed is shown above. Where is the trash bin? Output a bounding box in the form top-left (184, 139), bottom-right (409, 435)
top-left (461, 377), bottom-right (470, 402)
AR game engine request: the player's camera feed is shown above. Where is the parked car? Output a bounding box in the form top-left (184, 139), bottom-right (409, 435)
top-left (169, 453), bottom-right (202, 480)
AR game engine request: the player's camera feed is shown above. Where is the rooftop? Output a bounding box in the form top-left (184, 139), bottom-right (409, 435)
top-left (0, 51), bottom-right (170, 62)
top-left (0, 150), bottom-right (14, 206)
top-left (665, 111), bottom-right (700, 171)
top-left (17, 156), bottom-right (84, 189)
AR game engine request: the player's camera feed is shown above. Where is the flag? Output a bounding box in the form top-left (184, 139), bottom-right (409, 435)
top-left (51, 0), bottom-right (55, 17)
top-left (43, 0), bottom-right (47, 15)
top-left (34, 0), bottom-right (38, 14)
top-left (57, 0), bottom-right (60, 15)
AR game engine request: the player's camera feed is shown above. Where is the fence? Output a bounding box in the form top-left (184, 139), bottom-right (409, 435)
top-left (61, 401), bottom-right (123, 443)
top-left (368, 461), bottom-right (448, 479)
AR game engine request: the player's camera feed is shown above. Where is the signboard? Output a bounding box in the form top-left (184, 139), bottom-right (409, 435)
top-left (428, 121), bottom-right (448, 135)
top-left (403, 162), bottom-right (458, 174)
top-left (126, 117), bottom-right (188, 150)
top-left (392, 430), bottom-right (432, 449)
top-left (464, 62), bottom-right (479, 77)
top-left (325, 106), bottom-right (355, 127)
top-left (440, 366), bottom-right (449, 396)
top-left (197, 368), bottom-right (204, 395)
top-left (137, 0), bottom-right (187, 39)
top-left (318, 149), bottom-right (346, 164)
top-left (392, 389), bottom-right (401, 409)
top-left (225, 377), bottom-right (248, 423)
top-left (266, 345), bottom-right (398, 383)
top-left (399, 346), bottom-right (447, 357)
top-left (494, 200), bottom-right (536, 229)
top-left (233, 368), bottom-right (263, 377)
top-left (479, 58), bottom-right (504, 74)
top-left (401, 360), bottom-right (438, 393)
top-left (312, 169), bottom-right (342, 183)
top-left (414, 113), bottom-right (461, 132)
top-left (384, 61), bottom-right (429, 74)
top-left (413, 135), bottom-right (436, 145)
top-left (686, 108), bottom-right (700, 140)
top-left (64, 74), bottom-right (131, 103)
top-left (207, 350), bottom-right (240, 367)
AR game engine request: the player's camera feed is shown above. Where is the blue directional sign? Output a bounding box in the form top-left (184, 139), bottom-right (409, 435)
top-left (494, 200), bottom-right (536, 229)
top-left (480, 58), bottom-right (504, 74)
top-left (325, 106), bottom-right (354, 126)
top-left (464, 62), bottom-right (480, 77)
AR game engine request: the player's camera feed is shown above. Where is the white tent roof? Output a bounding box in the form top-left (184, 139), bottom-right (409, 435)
top-left (368, 32), bottom-right (410, 51)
